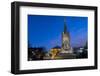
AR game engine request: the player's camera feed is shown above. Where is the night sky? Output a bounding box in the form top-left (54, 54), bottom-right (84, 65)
top-left (28, 15), bottom-right (88, 51)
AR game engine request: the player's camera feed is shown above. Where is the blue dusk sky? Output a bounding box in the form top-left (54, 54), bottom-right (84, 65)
top-left (28, 15), bottom-right (88, 51)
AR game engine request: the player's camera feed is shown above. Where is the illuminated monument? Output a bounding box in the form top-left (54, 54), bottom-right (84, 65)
top-left (55, 17), bottom-right (76, 59)
top-left (61, 18), bottom-right (73, 53)
top-left (44, 17), bottom-right (76, 59)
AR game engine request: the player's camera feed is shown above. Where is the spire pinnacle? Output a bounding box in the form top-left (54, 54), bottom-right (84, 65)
top-left (64, 17), bottom-right (66, 24)
top-left (64, 17), bottom-right (67, 33)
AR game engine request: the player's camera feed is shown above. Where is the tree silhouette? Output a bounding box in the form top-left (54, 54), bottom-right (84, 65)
top-left (28, 47), bottom-right (47, 60)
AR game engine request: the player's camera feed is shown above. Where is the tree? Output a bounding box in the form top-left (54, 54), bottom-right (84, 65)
top-left (28, 47), bottom-right (47, 60)
top-left (84, 41), bottom-right (88, 49)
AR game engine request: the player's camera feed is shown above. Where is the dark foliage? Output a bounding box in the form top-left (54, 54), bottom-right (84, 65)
top-left (76, 49), bottom-right (88, 58)
top-left (28, 47), bottom-right (47, 61)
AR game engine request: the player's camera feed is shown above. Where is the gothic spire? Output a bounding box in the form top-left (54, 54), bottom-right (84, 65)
top-left (64, 17), bottom-right (67, 33)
